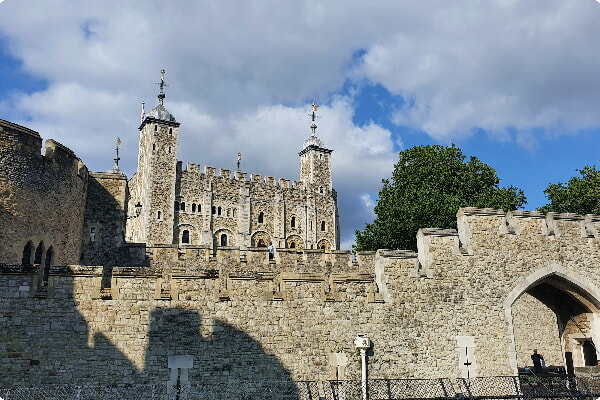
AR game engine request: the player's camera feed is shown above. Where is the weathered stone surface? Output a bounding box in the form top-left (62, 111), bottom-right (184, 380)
top-left (2, 111), bottom-right (600, 390)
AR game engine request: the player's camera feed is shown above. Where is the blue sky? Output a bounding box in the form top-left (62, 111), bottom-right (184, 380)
top-left (1, 0), bottom-right (600, 250)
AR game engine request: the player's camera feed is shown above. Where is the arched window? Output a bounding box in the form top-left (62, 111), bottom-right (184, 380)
top-left (321, 221), bottom-right (326, 232)
top-left (291, 216), bottom-right (296, 228)
top-left (198, 204), bottom-right (201, 213)
top-left (218, 206), bottom-right (222, 216)
top-left (168, 146), bottom-right (172, 153)
top-left (220, 234), bottom-right (228, 246)
top-left (180, 202), bottom-right (186, 212)
top-left (34, 242), bottom-right (44, 265)
top-left (290, 242), bottom-right (296, 248)
top-left (152, 143), bottom-right (156, 151)
top-left (174, 201), bottom-right (179, 211)
top-left (22, 241), bottom-right (33, 265)
top-left (258, 212), bottom-right (264, 223)
top-left (192, 203), bottom-right (196, 213)
top-left (212, 206), bottom-right (216, 214)
top-left (319, 187), bottom-right (324, 194)
top-left (182, 230), bottom-right (190, 244)
top-left (44, 246), bottom-right (53, 267)
top-left (232, 208), bottom-right (236, 217)
top-left (169, 128), bottom-right (172, 135)
top-left (43, 247), bottom-right (53, 283)
top-left (90, 227), bottom-right (97, 242)
top-left (157, 211), bottom-right (162, 220)
top-left (154, 124), bottom-right (158, 132)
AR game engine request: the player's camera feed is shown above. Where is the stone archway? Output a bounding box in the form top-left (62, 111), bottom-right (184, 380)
top-left (285, 235), bottom-right (304, 250)
top-left (251, 231), bottom-right (271, 247)
top-left (504, 264), bottom-right (600, 375)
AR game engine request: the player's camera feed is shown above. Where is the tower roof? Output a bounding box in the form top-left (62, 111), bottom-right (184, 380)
top-left (302, 134), bottom-right (325, 149)
top-left (147, 104), bottom-right (176, 122)
top-left (141, 69), bottom-right (177, 126)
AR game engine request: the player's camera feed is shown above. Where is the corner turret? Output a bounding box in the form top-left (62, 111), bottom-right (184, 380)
top-left (299, 103), bottom-right (333, 192)
top-left (127, 70), bottom-right (180, 245)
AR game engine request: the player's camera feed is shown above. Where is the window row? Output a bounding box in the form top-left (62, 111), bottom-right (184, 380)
top-left (174, 202), bottom-right (238, 217)
top-left (180, 230), bottom-right (230, 246)
top-left (22, 240), bottom-right (54, 283)
top-left (175, 201), bottom-right (201, 213)
top-left (153, 125), bottom-right (174, 135)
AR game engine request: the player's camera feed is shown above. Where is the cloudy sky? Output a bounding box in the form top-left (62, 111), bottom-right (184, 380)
top-left (1, 0), bottom-right (600, 250)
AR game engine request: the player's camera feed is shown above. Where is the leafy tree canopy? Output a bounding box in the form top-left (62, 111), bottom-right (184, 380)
top-left (354, 145), bottom-right (526, 251)
top-left (537, 165), bottom-right (600, 215)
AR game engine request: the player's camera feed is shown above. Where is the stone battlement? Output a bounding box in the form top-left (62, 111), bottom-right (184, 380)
top-left (178, 162), bottom-right (304, 190)
top-left (0, 119), bottom-right (43, 154)
top-left (0, 120), bottom-right (83, 170)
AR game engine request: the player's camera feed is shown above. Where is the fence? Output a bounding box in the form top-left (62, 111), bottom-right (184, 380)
top-left (2, 376), bottom-right (600, 400)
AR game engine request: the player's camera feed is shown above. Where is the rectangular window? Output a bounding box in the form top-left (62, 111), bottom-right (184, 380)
top-left (90, 227), bottom-right (96, 242)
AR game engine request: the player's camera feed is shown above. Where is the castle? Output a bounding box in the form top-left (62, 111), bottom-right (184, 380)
top-left (1, 71), bottom-right (339, 271)
top-left (2, 72), bottom-right (600, 395)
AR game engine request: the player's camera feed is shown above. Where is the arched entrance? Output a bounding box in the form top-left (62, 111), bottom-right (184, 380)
top-left (505, 264), bottom-right (600, 376)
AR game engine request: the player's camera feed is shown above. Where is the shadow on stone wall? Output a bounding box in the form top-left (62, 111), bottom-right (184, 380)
top-left (144, 307), bottom-right (297, 397)
top-left (0, 267), bottom-right (297, 398)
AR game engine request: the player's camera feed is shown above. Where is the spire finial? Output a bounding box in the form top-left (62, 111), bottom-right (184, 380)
top-left (308, 102), bottom-right (319, 135)
top-left (109, 138), bottom-right (123, 174)
top-left (155, 69), bottom-right (169, 106)
top-left (237, 152), bottom-right (242, 170)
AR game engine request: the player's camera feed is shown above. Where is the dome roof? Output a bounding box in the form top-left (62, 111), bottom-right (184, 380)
top-left (303, 135), bottom-right (325, 149)
top-left (147, 104), bottom-right (176, 122)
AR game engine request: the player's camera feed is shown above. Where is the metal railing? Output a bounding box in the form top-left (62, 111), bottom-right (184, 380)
top-left (3, 376), bottom-right (600, 400)
top-left (324, 378), bottom-right (455, 400)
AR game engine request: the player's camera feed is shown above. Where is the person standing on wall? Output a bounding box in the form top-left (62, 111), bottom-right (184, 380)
top-left (268, 243), bottom-right (275, 260)
top-left (531, 349), bottom-right (544, 374)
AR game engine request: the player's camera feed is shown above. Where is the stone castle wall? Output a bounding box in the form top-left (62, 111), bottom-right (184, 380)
top-left (3, 208), bottom-right (600, 388)
top-left (0, 119), bottom-right (88, 266)
top-left (81, 172), bottom-right (128, 267)
top-left (171, 162), bottom-right (338, 251)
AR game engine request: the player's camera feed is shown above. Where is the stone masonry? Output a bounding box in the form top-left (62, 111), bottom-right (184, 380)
top-left (2, 79), bottom-right (600, 390)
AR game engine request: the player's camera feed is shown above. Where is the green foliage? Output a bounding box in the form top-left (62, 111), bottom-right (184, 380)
top-left (355, 145), bottom-right (526, 251)
top-left (538, 165), bottom-right (600, 215)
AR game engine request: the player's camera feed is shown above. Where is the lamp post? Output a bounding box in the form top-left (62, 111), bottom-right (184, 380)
top-left (354, 335), bottom-right (371, 400)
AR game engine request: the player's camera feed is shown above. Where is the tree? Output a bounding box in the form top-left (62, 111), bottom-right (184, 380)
top-left (537, 165), bottom-right (600, 215)
top-left (354, 145), bottom-right (526, 251)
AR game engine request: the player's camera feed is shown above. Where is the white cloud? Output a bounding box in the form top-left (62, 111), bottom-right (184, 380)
top-left (2, 0), bottom-right (600, 248)
top-left (352, 1), bottom-right (600, 142)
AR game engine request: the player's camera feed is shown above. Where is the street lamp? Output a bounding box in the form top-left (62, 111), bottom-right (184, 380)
top-left (354, 334), bottom-right (371, 400)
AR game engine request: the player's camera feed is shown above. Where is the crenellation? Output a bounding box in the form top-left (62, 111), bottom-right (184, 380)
top-left (264, 176), bottom-right (275, 185)
top-left (0, 119), bottom-right (43, 154)
top-left (44, 139), bottom-right (78, 165)
top-left (204, 165), bottom-right (216, 177)
top-left (545, 212), bottom-right (586, 238)
top-left (279, 178), bottom-right (290, 188)
top-left (250, 173), bottom-right (261, 182)
top-left (234, 170), bottom-right (247, 181)
top-left (185, 162), bottom-right (200, 174)
top-left (584, 214), bottom-right (600, 238)
top-left (219, 168), bottom-right (231, 178)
